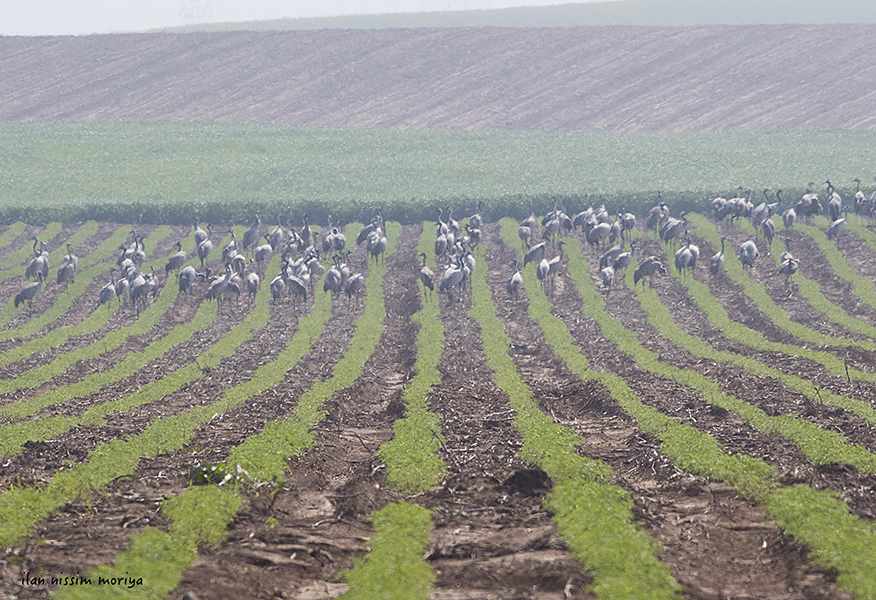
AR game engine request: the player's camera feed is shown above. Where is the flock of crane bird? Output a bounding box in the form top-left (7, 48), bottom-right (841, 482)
top-left (12, 177), bottom-right (875, 311)
top-left (15, 211), bottom-right (389, 312)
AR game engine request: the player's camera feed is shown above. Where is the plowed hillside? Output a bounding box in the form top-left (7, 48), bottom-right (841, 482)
top-left (1, 24), bottom-right (876, 131)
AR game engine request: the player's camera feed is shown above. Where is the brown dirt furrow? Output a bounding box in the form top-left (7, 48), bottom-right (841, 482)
top-left (546, 232), bottom-right (876, 521)
top-left (482, 222), bottom-right (850, 599)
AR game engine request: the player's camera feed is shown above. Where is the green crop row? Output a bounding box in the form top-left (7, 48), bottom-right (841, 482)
top-left (796, 219), bottom-right (876, 315)
top-left (377, 222), bottom-right (448, 494)
top-left (54, 485), bottom-right (243, 600)
top-left (643, 227), bottom-right (876, 429)
top-left (0, 222), bottom-right (27, 262)
top-left (228, 222), bottom-right (391, 482)
top-left (687, 213), bottom-right (876, 351)
top-left (49, 223), bottom-right (397, 599)
top-left (497, 219), bottom-right (876, 597)
top-left (0, 225), bottom-right (132, 362)
top-left (0, 227), bottom-right (229, 402)
top-left (473, 230), bottom-right (681, 599)
top-left (337, 502), bottom-right (435, 600)
top-left (0, 241), bottom-right (292, 545)
top-left (0, 222), bottom-right (61, 272)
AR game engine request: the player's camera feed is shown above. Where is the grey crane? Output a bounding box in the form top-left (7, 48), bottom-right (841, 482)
top-left (57, 243), bottom-right (78, 285)
top-left (601, 265), bottom-right (615, 293)
top-left (761, 217), bottom-right (776, 249)
top-left (165, 241), bottom-right (188, 276)
top-left (99, 270), bottom-right (116, 307)
top-left (419, 252), bottom-right (434, 297)
top-left (826, 215), bottom-right (847, 240)
top-left (738, 240), bottom-right (759, 269)
top-left (634, 256), bottom-right (667, 287)
top-left (709, 236), bottom-right (726, 275)
top-left (269, 215), bottom-right (285, 250)
top-left (612, 240), bottom-right (635, 275)
top-left (242, 214), bottom-right (261, 251)
top-left (507, 259), bottom-right (523, 299)
top-left (196, 225), bottom-right (214, 266)
top-left (193, 219), bottom-right (208, 250)
top-left (15, 272), bottom-right (44, 308)
top-left (469, 201), bottom-right (483, 230)
top-left (523, 241), bottom-right (546, 268)
top-left (778, 250), bottom-right (799, 282)
top-left (826, 180), bottom-right (842, 221)
top-left (25, 238), bottom-right (49, 280)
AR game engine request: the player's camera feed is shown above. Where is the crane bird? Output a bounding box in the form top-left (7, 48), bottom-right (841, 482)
top-left (779, 251), bottom-right (799, 282)
top-left (15, 272), bottom-right (44, 308)
top-left (738, 240), bottom-right (759, 269)
top-left (269, 215), bottom-right (285, 250)
top-left (507, 260), bottom-right (523, 299)
top-left (246, 272), bottom-right (260, 301)
top-left (439, 259), bottom-right (465, 294)
top-left (826, 216), bottom-right (847, 240)
top-left (25, 238), bottom-right (49, 280)
top-left (418, 252), bottom-right (434, 297)
top-left (645, 193), bottom-right (668, 230)
top-left (57, 243), bottom-right (78, 285)
top-left (601, 265), bottom-right (615, 293)
top-left (522, 242), bottom-right (546, 268)
top-left (536, 257), bottom-right (551, 287)
top-left (242, 214), bottom-right (261, 251)
top-left (194, 219), bottom-right (208, 250)
top-left (634, 257), bottom-right (667, 287)
top-left (612, 240), bottom-right (635, 276)
top-left (197, 226), bottom-right (214, 266)
top-left (709, 236), bottom-right (727, 275)
top-left (547, 241), bottom-right (565, 278)
top-left (99, 270), bottom-right (116, 307)
top-left (826, 180), bottom-right (842, 221)
top-left (469, 201), bottom-right (484, 230)
top-left (761, 217), bottom-right (776, 249)
top-left (674, 239), bottom-right (694, 276)
top-left (164, 241), bottom-right (188, 276)
top-left (178, 265), bottom-right (204, 295)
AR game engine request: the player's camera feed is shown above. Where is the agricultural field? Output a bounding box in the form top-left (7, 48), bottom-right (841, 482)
top-left (0, 201), bottom-right (875, 599)
top-left (3, 14), bottom-right (876, 600)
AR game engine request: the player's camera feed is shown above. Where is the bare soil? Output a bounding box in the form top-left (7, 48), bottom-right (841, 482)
top-left (2, 25), bottom-right (876, 131)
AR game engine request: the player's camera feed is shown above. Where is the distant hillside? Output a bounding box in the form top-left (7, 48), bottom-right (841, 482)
top-left (3, 25), bottom-right (875, 132)
top-left (162, 0), bottom-right (876, 32)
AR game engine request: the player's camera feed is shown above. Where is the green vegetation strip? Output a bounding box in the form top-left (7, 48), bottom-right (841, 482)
top-left (0, 227), bottom-right (220, 401)
top-left (478, 227), bottom-right (681, 598)
top-left (0, 235), bottom-right (299, 545)
top-left (7, 123), bottom-right (876, 225)
top-left (796, 219), bottom-right (876, 315)
top-left (377, 221), bottom-right (448, 494)
top-left (688, 213), bottom-right (876, 351)
top-left (47, 223), bottom-right (401, 598)
top-left (337, 502), bottom-right (435, 600)
top-left (0, 222), bottom-right (62, 272)
top-left (498, 219), bottom-right (876, 598)
top-left (643, 227), bottom-right (876, 429)
top-left (53, 486), bottom-right (242, 600)
top-left (0, 222), bottom-right (26, 260)
top-left (0, 225), bottom-right (132, 362)
top-left (0, 221), bottom-right (93, 328)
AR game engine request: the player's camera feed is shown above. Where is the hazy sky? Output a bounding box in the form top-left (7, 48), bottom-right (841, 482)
top-left (3, 1), bottom-right (602, 37)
